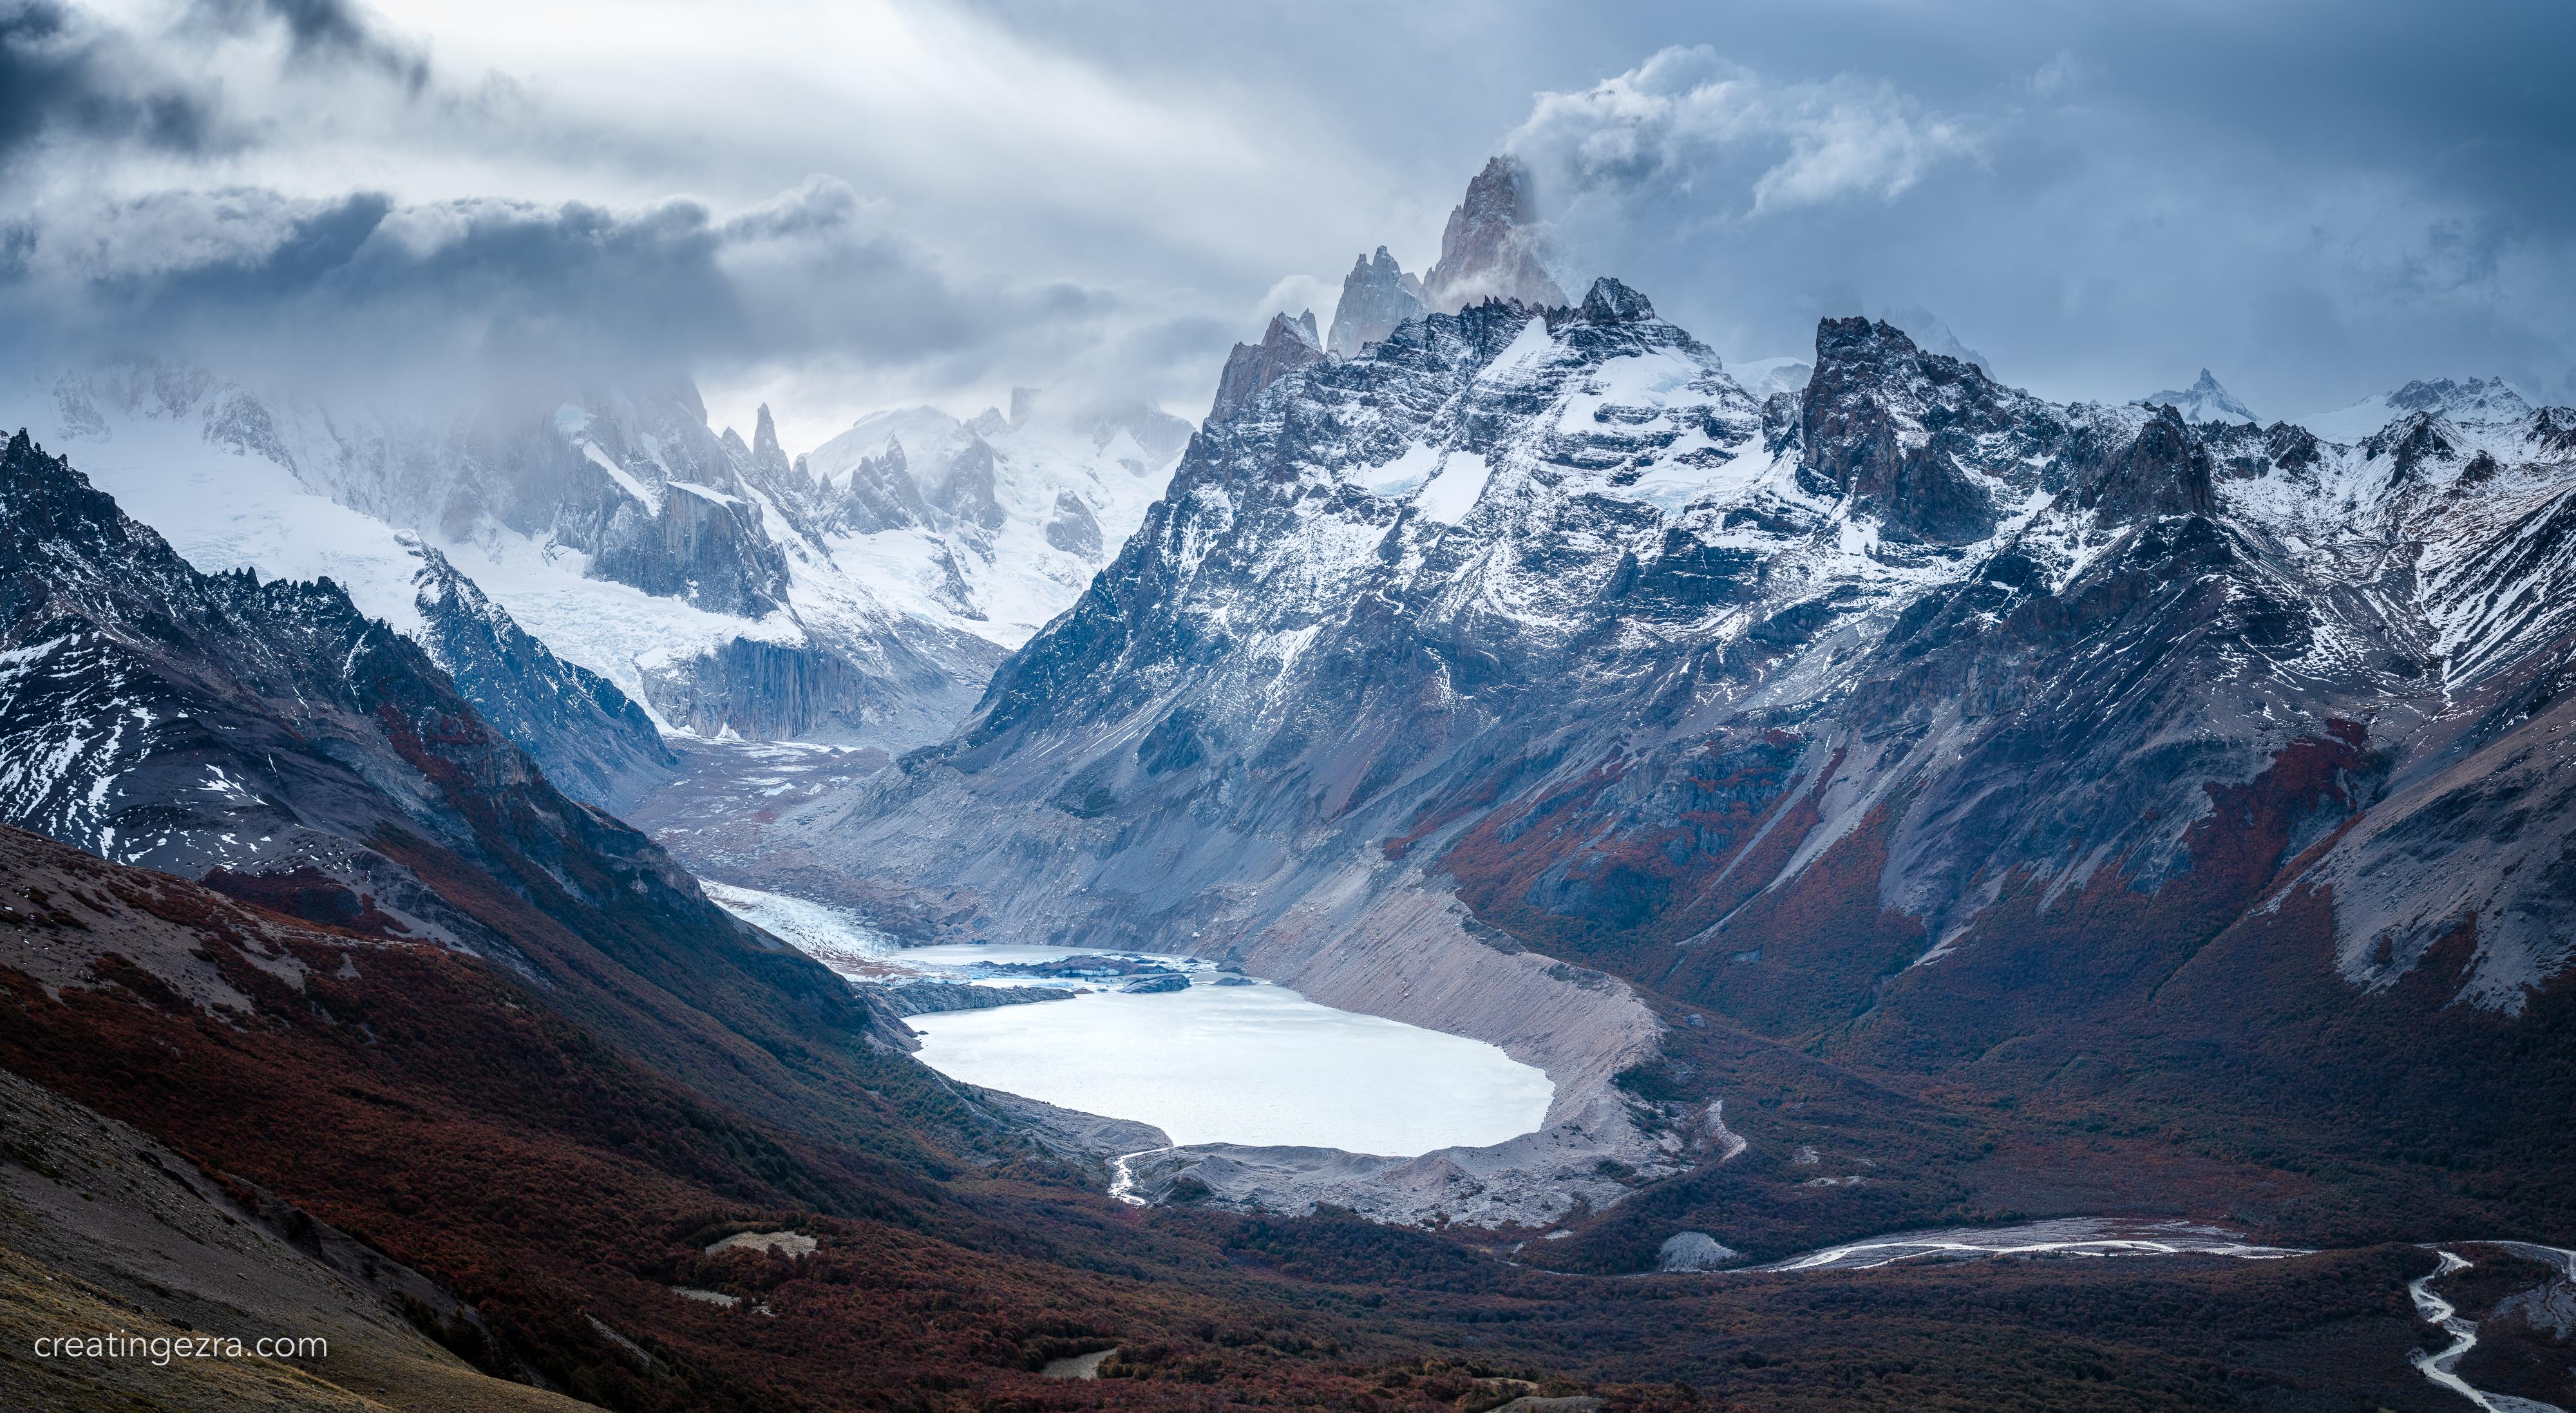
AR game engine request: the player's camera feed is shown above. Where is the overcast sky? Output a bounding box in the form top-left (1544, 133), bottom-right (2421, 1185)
top-left (5, 0), bottom-right (2571, 450)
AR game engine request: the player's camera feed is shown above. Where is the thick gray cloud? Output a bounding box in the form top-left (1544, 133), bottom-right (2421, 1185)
top-left (5, 0), bottom-right (2572, 445)
top-left (1488, 14), bottom-right (2576, 415)
top-left (954, 0), bottom-right (2576, 417)
top-left (1, 1), bottom-right (221, 164)
top-left (1, 178), bottom-right (1117, 410)
top-left (195, 0), bottom-right (428, 86)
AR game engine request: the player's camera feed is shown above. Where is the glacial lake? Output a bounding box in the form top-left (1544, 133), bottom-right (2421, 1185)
top-left (704, 882), bottom-right (1554, 1155)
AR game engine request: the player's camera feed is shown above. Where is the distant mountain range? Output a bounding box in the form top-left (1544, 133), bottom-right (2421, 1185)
top-left (16, 363), bottom-right (1191, 762)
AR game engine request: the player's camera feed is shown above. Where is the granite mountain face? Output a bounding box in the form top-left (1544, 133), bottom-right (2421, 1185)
top-left (1208, 312), bottom-right (1327, 424)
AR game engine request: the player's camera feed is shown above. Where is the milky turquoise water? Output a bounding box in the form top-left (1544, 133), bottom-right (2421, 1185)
top-left (703, 880), bottom-right (1553, 1155)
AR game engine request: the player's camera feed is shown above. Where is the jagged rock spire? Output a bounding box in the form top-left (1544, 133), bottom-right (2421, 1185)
top-left (1328, 247), bottom-right (1429, 359)
top-left (752, 403), bottom-right (790, 472)
top-left (1208, 311), bottom-right (1324, 422)
top-left (1423, 156), bottom-right (1566, 314)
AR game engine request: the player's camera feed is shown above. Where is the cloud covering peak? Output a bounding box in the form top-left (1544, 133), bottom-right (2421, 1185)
top-left (5, 0), bottom-right (2573, 440)
top-left (1510, 46), bottom-right (1976, 220)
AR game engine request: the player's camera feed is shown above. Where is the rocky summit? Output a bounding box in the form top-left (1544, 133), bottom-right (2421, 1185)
top-left (1329, 246), bottom-right (1431, 359)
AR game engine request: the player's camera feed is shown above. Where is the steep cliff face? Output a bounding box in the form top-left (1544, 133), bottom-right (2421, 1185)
top-left (587, 474), bottom-right (791, 617)
top-left (749, 269), bottom-right (2576, 1218)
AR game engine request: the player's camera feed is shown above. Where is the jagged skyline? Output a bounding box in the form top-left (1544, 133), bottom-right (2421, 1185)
top-left (3, 1), bottom-right (2571, 448)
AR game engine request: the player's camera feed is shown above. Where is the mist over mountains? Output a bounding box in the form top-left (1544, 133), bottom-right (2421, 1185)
top-left (5, 7), bottom-right (2576, 1407)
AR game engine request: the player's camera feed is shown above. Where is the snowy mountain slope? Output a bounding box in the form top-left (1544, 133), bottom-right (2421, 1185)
top-left (720, 256), bottom-right (2576, 1218)
top-left (14, 371), bottom-right (799, 762)
top-left (16, 361), bottom-right (1144, 749)
top-left (1, 383), bottom-right (676, 810)
top-left (2300, 375), bottom-right (2532, 442)
top-left (408, 546), bottom-right (677, 811)
top-left (0, 428), bottom-right (566, 953)
top-left (798, 393), bottom-right (1195, 649)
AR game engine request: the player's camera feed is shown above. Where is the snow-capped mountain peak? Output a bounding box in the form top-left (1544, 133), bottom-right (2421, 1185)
top-left (2387, 375), bottom-right (2530, 422)
top-left (2302, 375), bottom-right (2531, 442)
top-left (797, 392), bottom-right (1195, 647)
top-left (2139, 368), bottom-right (2257, 424)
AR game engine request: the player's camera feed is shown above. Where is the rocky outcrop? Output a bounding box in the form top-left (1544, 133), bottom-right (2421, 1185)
top-left (1045, 491), bottom-right (1104, 558)
top-left (591, 477), bottom-right (791, 619)
top-left (1422, 156), bottom-right (1565, 314)
top-left (639, 631), bottom-right (1001, 744)
top-left (871, 980), bottom-right (1072, 1016)
top-left (835, 439), bottom-right (935, 533)
top-left (1328, 247), bottom-right (1429, 358)
top-left (2078, 403), bottom-right (2217, 523)
top-left (927, 439), bottom-right (1009, 531)
top-left (1799, 316), bottom-right (2062, 544)
top-left (1209, 311), bottom-right (1324, 422)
